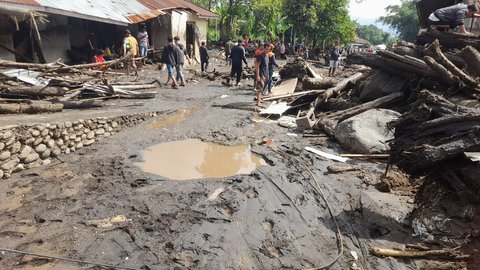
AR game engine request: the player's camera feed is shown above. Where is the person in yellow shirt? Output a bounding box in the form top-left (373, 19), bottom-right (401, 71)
top-left (123, 29), bottom-right (139, 68)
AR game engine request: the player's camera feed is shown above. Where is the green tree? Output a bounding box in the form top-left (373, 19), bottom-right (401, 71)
top-left (355, 23), bottom-right (390, 45)
top-left (378, 0), bottom-right (419, 42)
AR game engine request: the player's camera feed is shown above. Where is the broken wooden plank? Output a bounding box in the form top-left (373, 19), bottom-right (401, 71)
top-left (258, 102), bottom-right (291, 116)
top-left (270, 78), bottom-right (298, 96)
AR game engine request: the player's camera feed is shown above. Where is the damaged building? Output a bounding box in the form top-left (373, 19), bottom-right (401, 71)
top-left (0, 0), bottom-right (217, 63)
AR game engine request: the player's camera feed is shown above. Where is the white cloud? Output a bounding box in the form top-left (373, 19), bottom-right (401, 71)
top-left (349, 0), bottom-right (403, 20)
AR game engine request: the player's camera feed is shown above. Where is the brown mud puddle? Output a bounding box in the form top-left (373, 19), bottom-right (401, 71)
top-left (145, 104), bottom-right (204, 130)
top-left (139, 139), bottom-right (266, 180)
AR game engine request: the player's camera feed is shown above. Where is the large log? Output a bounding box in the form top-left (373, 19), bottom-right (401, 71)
top-left (428, 40), bottom-right (480, 96)
top-left (416, 29), bottom-right (480, 51)
top-left (458, 46), bottom-right (480, 77)
top-left (423, 56), bottom-right (461, 88)
top-left (389, 90), bottom-right (480, 176)
top-left (51, 99), bottom-right (104, 109)
top-left (0, 86), bottom-right (66, 97)
top-left (314, 92), bottom-right (405, 135)
top-left (0, 102), bottom-right (63, 114)
top-left (311, 72), bottom-right (365, 110)
top-left (346, 52), bottom-right (431, 78)
top-left (302, 77), bottom-right (336, 90)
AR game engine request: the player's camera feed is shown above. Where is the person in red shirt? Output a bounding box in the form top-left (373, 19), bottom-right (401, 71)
top-left (93, 49), bottom-right (107, 69)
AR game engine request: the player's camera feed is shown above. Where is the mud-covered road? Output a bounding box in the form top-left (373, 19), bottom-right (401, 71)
top-left (0, 63), bottom-right (470, 270)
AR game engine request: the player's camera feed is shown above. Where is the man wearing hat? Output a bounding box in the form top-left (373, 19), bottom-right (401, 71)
top-left (123, 29), bottom-right (139, 68)
top-left (428, 3), bottom-right (479, 35)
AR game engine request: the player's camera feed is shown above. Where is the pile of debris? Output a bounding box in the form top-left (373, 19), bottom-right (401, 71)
top-left (262, 39), bottom-right (479, 196)
top-left (256, 38), bottom-right (480, 264)
top-left (0, 54), bottom-right (157, 114)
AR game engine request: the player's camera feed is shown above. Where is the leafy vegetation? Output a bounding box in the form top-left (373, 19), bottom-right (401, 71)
top-left (378, 0), bottom-right (419, 42)
top-left (191, 0), bottom-right (418, 46)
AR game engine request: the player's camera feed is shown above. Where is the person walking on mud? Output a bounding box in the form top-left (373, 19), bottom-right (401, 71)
top-left (174, 36), bottom-right (186, 87)
top-left (225, 38), bottom-right (235, 65)
top-left (227, 39), bottom-right (249, 86)
top-left (200, 41), bottom-right (209, 73)
top-left (161, 36), bottom-right (179, 89)
top-left (328, 42), bottom-right (340, 77)
top-left (255, 43), bottom-right (269, 107)
top-left (263, 44), bottom-right (280, 95)
top-left (123, 29), bottom-right (139, 68)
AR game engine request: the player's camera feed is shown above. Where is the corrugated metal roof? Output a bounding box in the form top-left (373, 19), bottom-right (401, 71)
top-left (138, 0), bottom-right (218, 18)
top-left (0, 0), bottom-right (170, 25)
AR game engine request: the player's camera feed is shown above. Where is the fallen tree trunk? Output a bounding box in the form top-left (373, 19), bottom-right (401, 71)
top-left (314, 92), bottom-right (404, 135)
top-left (458, 45), bottom-right (480, 77)
top-left (51, 99), bottom-right (104, 109)
top-left (389, 90), bottom-right (480, 176)
top-left (423, 56), bottom-right (461, 88)
top-left (346, 52), bottom-right (431, 78)
top-left (428, 39), bottom-right (480, 94)
top-left (0, 102), bottom-right (63, 114)
top-left (311, 72), bottom-right (365, 110)
top-left (0, 86), bottom-right (66, 97)
top-left (417, 29), bottom-right (480, 51)
top-left (302, 77), bottom-right (336, 90)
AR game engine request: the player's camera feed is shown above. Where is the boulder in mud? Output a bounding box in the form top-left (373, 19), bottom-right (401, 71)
top-left (334, 109), bottom-right (400, 153)
top-left (358, 70), bottom-right (407, 102)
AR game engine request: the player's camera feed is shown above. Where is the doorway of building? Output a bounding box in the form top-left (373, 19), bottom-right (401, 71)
top-left (186, 22), bottom-right (196, 60)
top-left (12, 21), bottom-right (35, 62)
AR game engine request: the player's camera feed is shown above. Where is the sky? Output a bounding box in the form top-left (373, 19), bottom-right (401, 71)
top-left (348, 0), bottom-right (403, 20)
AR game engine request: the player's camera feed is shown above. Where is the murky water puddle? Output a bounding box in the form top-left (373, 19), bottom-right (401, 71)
top-left (139, 139), bottom-right (266, 180)
top-left (145, 104), bottom-right (204, 130)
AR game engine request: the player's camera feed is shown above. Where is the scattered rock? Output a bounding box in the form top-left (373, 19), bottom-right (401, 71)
top-left (31, 130), bottom-right (41, 137)
top-left (41, 149), bottom-right (51, 159)
top-left (361, 190), bottom-right (413, 227)
top-left (10, 141), bottom-right (21, 154)
top-left (0, 151), bottom-right (11, 161)
top-left (327, 164), bottom-right (361, 174)
top-left (1, 158), bottom-right (19, 170)
top-left (46, 139), bottom-right (55, 149)
top-left (0, 169), bottom-right (3, 178)
top-left (51, 149), bottom-right (61, 157)
top-left (95, 128), bottom-right (105, 135)
top-left (19, 146), bottom-right (32, 160)
top-left (33, 138), bottom-right (43, 146)
top-left (41, 129), bottom-right (49, 137)
top-left (65, 121), bottom-right (73, 128)
top-left (86, 131), bottom-right (95, 139)
top-left (84, 139), bottom-right (95, 146)
top-left (278, 116), bottom-right (297, 129)
top-left (24, 153), bottom-right (39, 164)
top-left (1, 131), bottom-right (13, 140)
top-left (0, 142), bottom-right (4, 151)
top-left (334, 109), bottom-right (401, 153)
top-left (43, 159), bottom-right (51, 165)
top-left (13, 164), bottom-right (24, 173)
top-left (35, 144), bottom-right (47, 154)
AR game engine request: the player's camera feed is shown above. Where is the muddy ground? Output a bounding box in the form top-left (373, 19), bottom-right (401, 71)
top-left (0, 60), bottom-right (477, 270)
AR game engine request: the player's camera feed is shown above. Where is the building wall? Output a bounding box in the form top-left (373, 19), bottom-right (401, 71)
top-left (0, 34), bottom-right (15, 62)
top-left (0, 15), bottom-right (16, 61)
top-left (149, 10), bottom-right (209, 61)
top-left (37, 15), bottom-right (70, 63)
top-left (151, 13), bottom-right (172, 50)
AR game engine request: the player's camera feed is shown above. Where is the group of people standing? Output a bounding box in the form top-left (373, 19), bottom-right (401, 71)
top-left (224, 38), bottom-right (281, 107)
top-left (160, 36), bottom-right (193, 89)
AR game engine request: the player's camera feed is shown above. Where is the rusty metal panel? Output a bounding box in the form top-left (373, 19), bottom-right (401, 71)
top-left (137, 0), bottom-right (218, 18)
top-left (0, 0), bottom-right (166, 24)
